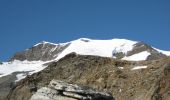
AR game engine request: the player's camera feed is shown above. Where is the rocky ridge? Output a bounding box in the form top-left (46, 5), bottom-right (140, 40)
top-left (10, 41), bottom-right (70, 61)
top-left (7, 53), bottom-right (170, 100)
top-left (10, 38), bottom-right (169, 62)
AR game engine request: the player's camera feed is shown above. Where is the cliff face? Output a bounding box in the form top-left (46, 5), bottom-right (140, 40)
top-left (10, 42), bottom-right (70, 61)
top-left (126, 42), bottom-right (167, 60)
top-left (7, 53), bottom-right (170, 100)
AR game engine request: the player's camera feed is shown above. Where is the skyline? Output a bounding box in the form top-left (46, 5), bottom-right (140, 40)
top-left (0, 0), bottom-right (170, 61)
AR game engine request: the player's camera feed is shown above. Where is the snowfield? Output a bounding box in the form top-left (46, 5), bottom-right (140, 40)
top-left (131, 66), bottom-right (148, 70)
top-left (54, 38), bottom-right (169, 61)
top-left (55, 38), bottom-right (137, 60)
top-left (0, 60), bottom-right (47, 80)
top-left (122, 51), bottom-right (151, 61)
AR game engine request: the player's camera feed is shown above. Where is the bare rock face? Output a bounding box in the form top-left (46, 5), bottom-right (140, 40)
top-left (10, 42), bottom-right (70, 61)
top-left (0, 71), bottom-right (31, 100)
top-left (0, 73), bottom-right (17, 100)
top-left (112, 42), bottom-right (167, 60)
top-left (30, 80), bottom-right (114, 100)
top-left (6, 54), bottom-right (170, 100)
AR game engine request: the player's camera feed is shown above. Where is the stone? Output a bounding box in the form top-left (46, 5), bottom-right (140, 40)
top-left (30, 80), bottom-right (114, 100)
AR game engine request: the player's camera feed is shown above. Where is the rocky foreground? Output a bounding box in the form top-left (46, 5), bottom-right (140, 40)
top-left (6, 53), bottom-right (170, 100)
top-left (31, 80), bottom-right (114, 100)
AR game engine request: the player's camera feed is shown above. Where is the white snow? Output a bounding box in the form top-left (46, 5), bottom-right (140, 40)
top-left (154, 48), bottom-right (170, 56)
top-left (122, 51), bottom-right (151, 61)
top-left (34, 41), bottom-right (58, 47)
top-left (15, 73), bottom-right (27, 82)
top-left (0, 60), bottom-right (47, 78)
top-left (131, 66), bottom-right (147, 70)
top-left (55, 38), bottom-right (137, 60)
top-left (50, 46), bottom-right (58, 53)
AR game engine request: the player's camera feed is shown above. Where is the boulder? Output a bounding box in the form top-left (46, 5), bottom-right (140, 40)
top-left (30, 80), bottom-right (114, 100)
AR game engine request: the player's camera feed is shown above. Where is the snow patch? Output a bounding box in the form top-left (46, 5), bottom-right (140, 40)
top-left (34, 41), bottom-right (58, 47)
top-left (122, 51), bottom-right (150, 61)
top-left (15, 73), bottom-right (27, 82)
top-left (50, 46), bottom-right (58, 53)
top-left (131, 66), bottom-right (147, 70)
top-left (0, 60), bottom-right (47, 79)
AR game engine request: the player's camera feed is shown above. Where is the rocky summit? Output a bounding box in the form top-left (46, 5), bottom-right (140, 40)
top-left (0, 38), bottom-right (170, 100)
top-left (10, 41), bottom-right (70, 61)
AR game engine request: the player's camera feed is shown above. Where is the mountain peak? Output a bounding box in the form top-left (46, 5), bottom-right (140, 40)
top-left (33, 41), bottom-right (57, 47)
top-left (9, 38), bottom-right (170, 62)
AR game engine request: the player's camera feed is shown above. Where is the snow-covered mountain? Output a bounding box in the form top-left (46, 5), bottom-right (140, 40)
top-left (1, 38), bottom-right (170, 100)
top-left (1, 38), bottom-right (170, 81)
top-left (54, 38), bottom-right (169, 61)
top-left (10, 38), bottom-right (170, 62)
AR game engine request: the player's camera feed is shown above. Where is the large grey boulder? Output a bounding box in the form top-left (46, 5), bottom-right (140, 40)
top-left (30, 80), bottom-right (114, 100)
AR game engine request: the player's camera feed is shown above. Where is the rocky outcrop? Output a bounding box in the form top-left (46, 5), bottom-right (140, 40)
top-left (0, 71), bottom-right (31, 100)
top-left (0, 73), bottom-right (17, 100)
top-left (112, 42), bottom-right (167, 60)
top-left (6, 53), bottom-right (170, 100)
top-left (127, 42), bottom-right (167, 60)
top-left (30, 80), bottom-right (114, 100)
top-left (10, 42), bottom-right (70, 61)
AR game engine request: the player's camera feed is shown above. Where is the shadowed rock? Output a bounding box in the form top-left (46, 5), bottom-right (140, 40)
top-left (10, 42), bottom-right (70, 61)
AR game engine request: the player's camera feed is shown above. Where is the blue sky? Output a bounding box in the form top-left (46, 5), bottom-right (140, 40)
top-left (0, 0), bottom-right (170, 61)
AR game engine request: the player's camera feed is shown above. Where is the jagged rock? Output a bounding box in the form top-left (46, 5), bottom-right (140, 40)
top-left (10, 42), bottom-right (70, 61)
top-left (112, 52), bottom-right (125, 59)
top-left (127, 42), bottom-right (153, 56)
top-left (30, 80), bottom-right (114, 100)
top-left (127, 42), bottom-right (167, 60)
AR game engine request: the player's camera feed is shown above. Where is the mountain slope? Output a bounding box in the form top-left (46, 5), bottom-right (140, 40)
top-left (0, 38), bottom-right (169, 82)
top-left (0, 38), bottom-right (170, 100)
top-left (7, 53), bottom-right (170, 100)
